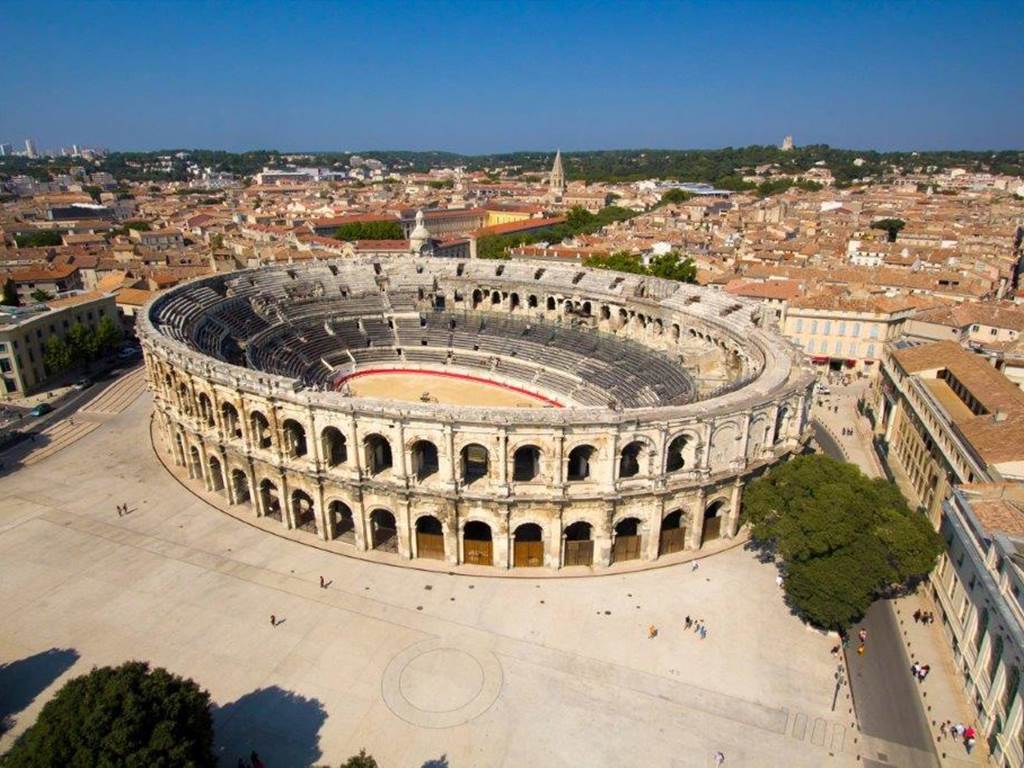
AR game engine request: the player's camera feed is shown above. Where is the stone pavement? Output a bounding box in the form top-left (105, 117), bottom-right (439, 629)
top-left (813, 377), bottom-right (986, 768)
top-left (0, 391), bottom-right (859, 767)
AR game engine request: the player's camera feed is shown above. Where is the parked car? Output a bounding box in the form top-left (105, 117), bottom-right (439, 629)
top-left (29, 403), bottom-right (52, 417)
top-left (117, 345), bottom-right (140, 360)
top-left (75, 377), bottom-right (92, 389)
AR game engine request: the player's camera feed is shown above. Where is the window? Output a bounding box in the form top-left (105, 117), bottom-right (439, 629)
top-left (834, 341), bottom-right (842, 354)
top-left (838, 321), bottom-right (846, 336)
top-left (0, 359), bottom-right (10, 373)
top-left (992, 328), bottom-right (998, 336)
top-left (870, 325), bottom-right (879, 339)
top-left (794, 318), bottom-right (803, 333)
top-left (810, 319), bottom-right (818, 335)
top-left (867, 344), bottom-right (876, 358)
top-left (805, 339), bottom-right (814, 352)
top-left (848, 341), bottom-right (858, 355)
top-left (852, 322), bottom-right (861, 337)
top-left (0, 343), bottom-right (6, 353)
top-left (823, 320), bottom-right (831, 335)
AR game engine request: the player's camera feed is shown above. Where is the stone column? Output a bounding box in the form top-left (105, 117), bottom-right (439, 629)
top-left (646, 498), bottom-right (665, 560)
top-left (279, 471), bottom-right (293, 529)
top-left (315, 480), bottom-right (329, 542)
top-left (687, 487), bottom-right (707, 550)
top-left (353, 489), bottom-right (369, 551)
top-left (725, 479), bottom-right (743, 538)
top-left (547, 511), bottom-right (563, 568)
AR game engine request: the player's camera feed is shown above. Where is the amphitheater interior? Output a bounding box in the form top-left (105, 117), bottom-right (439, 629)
top-left (141, 256), bottom-right (814, 571)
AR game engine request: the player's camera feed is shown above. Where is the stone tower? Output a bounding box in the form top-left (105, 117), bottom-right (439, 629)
top-left (549, 150), bottom-right (565, 196)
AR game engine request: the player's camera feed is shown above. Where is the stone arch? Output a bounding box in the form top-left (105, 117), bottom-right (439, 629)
top-left (566, 444), bottom-right (596, 482)
top-left (463, 520), bottom-right (493, 566)
top-left (197, 392), bottom-right (215, 427)
top-left (292, 489), bottom-right (316, 534)
top-left (188, 445), bottom-right (202, 480)
top-left (512, 445), bottom-right (542, 482)
top-left (369, 508), bottom-right (397, 552)
top-left (709, 422), bottom-right (740, 466)
top-left (563, 520), bottom-right (594, 567)
top-left (258, 478), bottom-right (281, 521)
top-left (250, 410), bottom-right (272, 449)
top-left (207, 454), bottom-right (225, 493)
top-left (178, 383), bottom-right (193, 415)
top-left (321, 426), bottom-right (347, 466)
top-left (471, 289), bottom-right (483, 309)
top-left (221, 402), bottom-right (241, 439)
top-left (665, 431), bottom-right (699, 473)
top-left (702, 499), bottom-right (727, 545)
top-left (618, 440), bottom-right (649, 478)
top-left (612, 517), bottom-right (642, 563)
top-left (364, 433), bottom-right (393, 475)
top-left (460, 443), bottom-right (489, 484)
top-left (659, 508), bottom-right (686, 555)
top-left (410, 439), bottom-right (439, 482)
top-left (746, 414), bottom-right (772, 459)
top-left (513, 522), bottom-right (544, 567)
top-left (527, 294), bottom-right (538, 309)
top-left (414, 514), bottom-right (445, 560)
top-left (490, 290), bottom-right (501, 305)
top-left (546, 296), bottom-right (556, 311)
top-left (230, 468), bottom-right (250, 505)
top-left (328, 499), bottom-right (355, 542)
top-left (509, 292), bottom-right (520, 310)
top-left (282, 418), bottom-right (308, 458)
top-left (773, 404), bottom-right (792, 443)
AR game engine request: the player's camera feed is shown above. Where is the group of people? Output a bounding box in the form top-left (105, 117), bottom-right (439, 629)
top-left (912, 608), bottom-right (936, 625)
top-left (646, 616), bottom-right (710, 640)
top-left (938, 722), bottom-right (977, 754)
top-left (910, 660), bottom-right (931, 682)
top-left (840, 427), bottom-right (856, 437)
top-left (115, 502), bottom-right (130, 517)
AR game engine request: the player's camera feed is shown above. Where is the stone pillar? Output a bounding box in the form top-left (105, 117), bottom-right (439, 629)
top-left (688, 487), bottom-right (707, 550)
top-left (497, 430), bottom-right (509, 492)
top-left (725, 480), bottom-right (743, 538)
top-left (315, 480), bottom-right (329, 542)
top-left (398, 498), bottom-right (412, 559)
top-left (646, 498), bottom-right (664, 560)
top-left (548, 511), bottom-right (563, 568)
top-left (496, 514), bottom-right (511, 570)
top-left (279, 471), bottom-right (293, 529)
top-left (353, 490), bottom-right (369, 551)
top-left (443, 424), bottom-right (457, 491)
top-left (445, 510), bottom-right (458, 565)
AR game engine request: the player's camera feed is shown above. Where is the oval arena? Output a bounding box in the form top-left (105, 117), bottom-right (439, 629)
top-left (139, 257), bottom-right (815, 572)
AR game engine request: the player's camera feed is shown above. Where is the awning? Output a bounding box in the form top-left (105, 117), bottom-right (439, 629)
top-left (811, 356), bottom-right (829, 364)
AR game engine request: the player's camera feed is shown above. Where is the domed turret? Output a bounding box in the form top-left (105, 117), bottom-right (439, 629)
top-left (409, 209), bottom-right (431, 254)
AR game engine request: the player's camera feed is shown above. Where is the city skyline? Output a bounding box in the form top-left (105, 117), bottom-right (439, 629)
top-left (1, 0), bottom-right (1022, 154)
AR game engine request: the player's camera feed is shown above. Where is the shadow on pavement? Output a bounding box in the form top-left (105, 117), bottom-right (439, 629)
top-left (0, 647), bottom-right (80, 734)
top-left (422, 756), bottom-right (450, 768)
top-left (0, 429), bottom-right (53, 478)
top-left (214, 685), bottom-right (326, 767)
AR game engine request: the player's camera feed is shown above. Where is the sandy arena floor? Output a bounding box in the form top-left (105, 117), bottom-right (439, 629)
top-left (342, 369), bottom-right (561, 408)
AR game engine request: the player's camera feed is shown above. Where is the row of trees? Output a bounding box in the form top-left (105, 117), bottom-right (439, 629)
top-left (1, 661), bottom-right (378, 767)
top-left (583, 250), bottom-right (697, 283)
top-left (332, 220), bottom-right (404, 241)
top-left (476, 205), bottom-right (637, 260)
top-left (744, 455), bottom-right (942, 630)
top-left (43, 318), bottom-right (122, 374)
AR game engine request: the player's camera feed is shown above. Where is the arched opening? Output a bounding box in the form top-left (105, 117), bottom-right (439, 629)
top-left (513, 445), bottom-right (541, 482)
top-left (364, 434), bottom-right (393, 475)
top-left (410, 440), bottom-right (439, 482)
top-left (207, 455), bottom-right (225, 493)
top-left (173, 433), bottom-right (186, 466)
top-left (321, 426), bottom-right (347, 466)
top-left (563, 521), bottom-right (593, 566)
top-left (581, 301), bottom-right (592, 316)
top-left (659, 509), bottom-right (686, 555)
top-left (671, 323), bottom-right (680, 341)
top-left (230, 469), bottom-right (250, 505)
top-left (370, 508), bottom-right (397, 552)
top-left (415, 515), bottom-right (445, 560)
top-left (221, 402), bottom-right (241, 439)
top-left (546, 296), bottom-right (556, 311)
top-left (702, 500), bottom-right (726, 544)
top-left (188, 446), bottom-right (202, 480)
top-left (197, 393), bottom-right (214, 427)
top-left (510, 292), bottom-right (520, 310)
top-left (567, 445), bottom-right (595, 482)
top-left (462, 521), bottom-right (492, 566)
top-left (773, 406), bottom-right (791, 443)
top-left (329, 500), bottom-right (354, 542)
top-left (460, 443), bottom-right (489, 484)
top-left (665, 434), bottom-right (691, 473)
top-left (513, 523), bottom-right (544, 567)
top-left (471, 289), bottom-right (483, 309)
top-left (600, 305), bottom-right (611, 320)
top-left (612, 517), bottom-right (642, 562)
top-left (292, 490), bottom-right (316, 534)
top-left (619, 441), bottom-right (644, 478)
top-left (282, 419), bottom-right (307, 458)
top-left (250, 411), bottom-right (272, 449)
top-left (259, 479), bottom-right (281, 521)
top-left (527, 294), bottom-right (538, 309)
top-left (178, 383), bottom-right (192, 415)
top-left (490, 290), bottom-right (501, 305)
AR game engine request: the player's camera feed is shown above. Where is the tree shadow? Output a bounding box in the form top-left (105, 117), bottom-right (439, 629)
top-left (214, 685), bottom-right (326, 767)
top-left (0, 647), bottom-right (80, 734)
top-left (422, 756), bottom-right (450, 768)
top-left (0, 429), bottom-right (53, 479)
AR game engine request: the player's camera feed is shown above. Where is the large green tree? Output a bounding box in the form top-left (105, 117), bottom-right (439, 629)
top-left (93, 316), bottom-right (123, 356)
top-left (648, 251), bottom-right (697, 283)
top-left (743, 454), bottom-right (942, 630)
top-left (43, 336), bottom-right (72, 374)
top-left (1, 661), bottom-right (214, 767)
top-left (870, 218), bottom-right (905, 243)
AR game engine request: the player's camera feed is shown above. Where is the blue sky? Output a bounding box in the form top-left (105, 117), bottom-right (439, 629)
top-left (1, 1), bottom-right (1021, 153)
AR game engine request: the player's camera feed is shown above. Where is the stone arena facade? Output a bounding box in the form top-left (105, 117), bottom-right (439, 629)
top-left (138, 257), bottom-right (815, 571)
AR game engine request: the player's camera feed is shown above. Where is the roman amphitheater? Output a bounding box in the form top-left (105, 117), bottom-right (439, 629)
top-left (139, 257), bottom-right (815, 572)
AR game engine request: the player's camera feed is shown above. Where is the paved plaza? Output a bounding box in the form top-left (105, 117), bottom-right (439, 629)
top-left (0, 386), bottom-right (860, 767)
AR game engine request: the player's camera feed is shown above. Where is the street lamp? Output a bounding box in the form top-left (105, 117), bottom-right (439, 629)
top-left (832, 663), bottom-right (846, 712)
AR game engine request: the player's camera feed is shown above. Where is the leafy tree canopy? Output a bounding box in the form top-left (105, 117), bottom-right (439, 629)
top-left (870, 218), bottom-right (906, 242)
top-left (659, 188), bottom-right (694, 205)
top-left (333, 220), bottom-right (403, 241)
top-left (743, 454), bottom-right (942, 630)
top-left (2, 279), bottom-right (19, 307)
top-left (1, 661), bottom-right (215, 768)
top-left (584, 249), bottom-right (697, 284)
top-left (13, 230), bottom-right (63, 248)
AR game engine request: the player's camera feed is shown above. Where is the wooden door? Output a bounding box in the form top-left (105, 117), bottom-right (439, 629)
top-left (702, 517), bottom-right (722, 543)
top-left (416, 531), bottom-right (445, 560)
top-left (514, 540), bottom-right (544, 567)
top-left (563, 539), bottom-right (594, 567)
top-left (612, 535), bottom-right (641, 563)
top-left (463, 538), bottom-right (493, 566)
top-left (659, 527), bottom-right (686, 556)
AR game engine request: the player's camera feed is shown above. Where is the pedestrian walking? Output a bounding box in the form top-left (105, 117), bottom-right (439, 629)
top-left (920, 664), bottom-right (930, 681)
top-left (953, 722), bottom-right (965, 739)
top-left (939, 722), bottom-right (948, 739)
top-left (857, 643), bottom-right (865, 656)
top-left (911, 661), bottom-right (921, 679)
top-left (858, 628), bottom-right (867, 643)
top-left (648, 624), bottom-right (658, 639)
top-left (714, 751), bottom-right (725, 766)
top-left (684, 616), bottom-right (692, 629)
top-left (775, 574), bottom-right (784, 588)
top-left (319, 575), bottom-right (325, 589)
top-left (913, 609), bottom-right (922, 623)
top-left (691, 560), bottom-right (700, 572)
top-left (270, 614), bottom-right (276, 627)
top-left (700, 626), bottom-right (708, 640)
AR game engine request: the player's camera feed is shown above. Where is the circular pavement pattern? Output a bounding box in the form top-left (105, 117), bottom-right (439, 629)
top-left (382, 638), bottom-right (503, 728)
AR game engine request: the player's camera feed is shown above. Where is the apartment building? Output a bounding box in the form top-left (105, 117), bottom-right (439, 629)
top-left (0, 291), bottom-right (116, 398)
top-left (873, 340), bottom-right (1024, 522)
top-left (931, 484), bottom-right (1024, 767)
